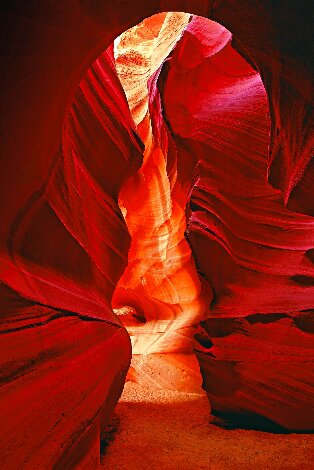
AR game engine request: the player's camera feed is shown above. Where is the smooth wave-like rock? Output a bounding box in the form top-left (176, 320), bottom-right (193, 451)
top-left (0, 36), bottom-right (140, 469)
top-left (113, 13), bottom-right (211, 391)
top-left (159, 15), bottom-right (314, 430)
top-left (1, 1), bottom-right (314, 467)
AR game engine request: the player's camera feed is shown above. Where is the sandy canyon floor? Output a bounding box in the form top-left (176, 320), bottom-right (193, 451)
top-left (101, 382), bottom-right (314, 469)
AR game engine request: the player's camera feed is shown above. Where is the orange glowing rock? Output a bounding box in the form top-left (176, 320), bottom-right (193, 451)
top-left (1, 4), bottom-right (314, 468)
top-left (113, 13), bottom-right (212, 390)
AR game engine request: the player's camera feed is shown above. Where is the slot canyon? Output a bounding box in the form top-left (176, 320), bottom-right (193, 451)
top-left (0, 2), bottom-right (314, 469)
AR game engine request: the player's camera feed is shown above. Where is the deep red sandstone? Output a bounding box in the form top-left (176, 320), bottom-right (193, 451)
top-left (0, 1), bottom-right (314, 468)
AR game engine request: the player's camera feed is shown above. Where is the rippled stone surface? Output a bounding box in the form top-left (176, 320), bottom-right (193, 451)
top-left (113, 13), bottom-right (211, 391)
top-left (1, 1), bottom-right (314, 467)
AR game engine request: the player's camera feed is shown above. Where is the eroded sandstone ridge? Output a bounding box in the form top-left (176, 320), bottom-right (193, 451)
top-left (112, 12), bottom-right (314, 430)
top-left (113, 13), bottom-right (211, 391)
top-left (1, 1), bottom-right (314, 468)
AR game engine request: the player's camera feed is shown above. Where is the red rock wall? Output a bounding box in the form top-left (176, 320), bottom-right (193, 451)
top-left (158, 16), bottom-right (314, 430)
top-left (1, 1), bottom-right (314, 467)
top-left (0, 15), bottom-right (142, 468)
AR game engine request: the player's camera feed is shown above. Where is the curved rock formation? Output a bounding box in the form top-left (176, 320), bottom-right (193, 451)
top-left (113, 12), bottom-right (211, 391)
top-left (111, 11), bottom-right (314, 429)
top-left (0, 37), bottom-right (141, 469)
top-left (1, 1), bottom-right (314, 467)
top-left (159, 15), bottom-right (314, 430)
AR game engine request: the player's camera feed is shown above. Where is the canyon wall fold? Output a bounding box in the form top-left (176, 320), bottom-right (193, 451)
top-left (0, 32), bottom-right (142, 469)
top-left (113, 12), bottom-right (211, 392)
top-left (1, 1), bottom-right (314, 467)
top-left (158, 15), bottom-right (314, 430)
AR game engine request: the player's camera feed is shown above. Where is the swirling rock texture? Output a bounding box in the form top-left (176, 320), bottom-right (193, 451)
top-left (113, 12), bottom-right (211, 392)
top-left (1, 1), bottom-right (314, 468)
top-left (159, 15), bottom-right (314, 431)
top-left (0, 42), bottom-right (141, 468)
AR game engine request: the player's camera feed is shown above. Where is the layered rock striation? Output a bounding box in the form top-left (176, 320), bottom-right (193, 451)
top-left (1, 1), bottom-right (314, 467)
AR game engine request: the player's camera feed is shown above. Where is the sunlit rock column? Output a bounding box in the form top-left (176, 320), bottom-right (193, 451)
top-left (113, 13), bottom-right (212, 392)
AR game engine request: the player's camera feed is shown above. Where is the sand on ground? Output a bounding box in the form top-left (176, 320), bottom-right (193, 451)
top-left (101, 382), bottom-right (314, 470)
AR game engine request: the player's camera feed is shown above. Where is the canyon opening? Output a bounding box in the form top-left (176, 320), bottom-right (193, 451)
top-left (1, 3), bottom-right (314, 470)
